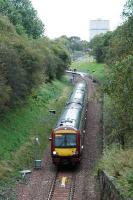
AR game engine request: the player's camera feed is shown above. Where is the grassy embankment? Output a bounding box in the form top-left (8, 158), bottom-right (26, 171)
top-left (71, 58), bottom-right (133, 198)
top-left (101, 95), bottom-right (133, 198)
top-left (98, 147), bottom-right (133, 198)
top-left (0, 78), bottom-right (72, 181)
top-left (71, 58), bottom-right (105, 81)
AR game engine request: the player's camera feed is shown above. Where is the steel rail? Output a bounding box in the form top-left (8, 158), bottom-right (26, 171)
top-left (47, 170), bottom-right (75, 200)
top-left (47, 170), bottom-right (58, 200)
top-left (68, 173), bottom-right (76, 200)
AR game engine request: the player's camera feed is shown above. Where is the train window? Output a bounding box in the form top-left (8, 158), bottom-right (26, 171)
top-left (54, 134), bottom-right (76, 148)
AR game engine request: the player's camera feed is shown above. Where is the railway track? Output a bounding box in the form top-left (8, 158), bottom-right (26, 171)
top-left (47, 170), bottom-right (76, 200)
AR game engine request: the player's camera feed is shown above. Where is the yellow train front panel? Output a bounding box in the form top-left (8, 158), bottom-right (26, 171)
top-left (55, 148), bottom-right (77, 157)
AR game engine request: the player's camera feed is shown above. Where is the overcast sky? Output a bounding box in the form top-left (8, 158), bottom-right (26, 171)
top-left (31, 0), bottom-right (127, 41)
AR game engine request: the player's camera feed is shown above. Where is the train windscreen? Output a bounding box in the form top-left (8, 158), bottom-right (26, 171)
top-left (54, 134), bottom-right (76, 148)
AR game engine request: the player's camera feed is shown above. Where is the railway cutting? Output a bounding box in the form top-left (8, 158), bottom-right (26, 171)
top-left (16, 75), bottom-right (102, 200)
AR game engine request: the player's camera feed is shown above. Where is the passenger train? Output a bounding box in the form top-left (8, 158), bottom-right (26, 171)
top-left (49, 82), bottom-right (88, 165)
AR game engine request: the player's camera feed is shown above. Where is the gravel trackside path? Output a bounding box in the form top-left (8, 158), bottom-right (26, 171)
top-left (16, 149), bottom-right (56, 200)
top-left (16, 78), bottom-right (102, 200)
top-left (73, 78), bottom-right (102, 200)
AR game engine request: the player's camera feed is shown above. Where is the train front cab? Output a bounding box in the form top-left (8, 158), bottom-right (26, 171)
top-left (50, 128), bottom-right (81, 165)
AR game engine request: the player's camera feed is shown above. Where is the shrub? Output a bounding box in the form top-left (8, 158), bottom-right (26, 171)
top-left (98, 147), bottom-right (133, 198)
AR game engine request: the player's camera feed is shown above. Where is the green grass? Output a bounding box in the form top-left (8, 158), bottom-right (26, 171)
top-left (72, 58), bottom-right (133, 198)
top-left (97, 147), bottom-right (133, 198)
top-left (0, 78), bottom-right (72, 180)
top-left (71, 58), bottom-right (105, 81)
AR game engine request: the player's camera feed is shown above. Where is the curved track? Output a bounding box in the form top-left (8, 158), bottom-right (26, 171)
top-left (16, 76), bottom-right (102, 200)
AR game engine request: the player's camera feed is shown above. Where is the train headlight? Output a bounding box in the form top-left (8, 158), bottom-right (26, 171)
top-left (73, 151), bottom-right (78, 156)
top-left (53, 151), bottom-right (57, 155)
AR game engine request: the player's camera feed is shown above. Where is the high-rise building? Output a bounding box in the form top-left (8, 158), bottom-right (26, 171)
top-left (89, 19), bottom-right (110, 40)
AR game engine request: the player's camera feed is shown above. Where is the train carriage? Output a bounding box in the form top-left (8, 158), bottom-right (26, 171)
top-left (49, 82), bottom-right (87, 165)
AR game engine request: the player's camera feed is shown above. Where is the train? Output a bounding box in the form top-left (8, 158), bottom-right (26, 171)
top-left (49, 82), bottom-right (88, 165)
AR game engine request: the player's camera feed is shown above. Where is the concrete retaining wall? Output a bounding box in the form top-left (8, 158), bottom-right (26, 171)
top-left (98, 170), bottom-right (131, 200)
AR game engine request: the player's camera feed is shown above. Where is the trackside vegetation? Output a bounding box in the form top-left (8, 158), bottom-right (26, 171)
top-left (0, 80), bottom-right (70, 161)
top-left (0, 16), bottom-right (71, 114)
top-left (89, 0), bottom-right (133, 198)
top-left (71, 58), bottom-right (105, 81)
top-left (0, 79), bottom-right (72, 195)
top-left (98, 148), bottom-right (133, 198)
top-left (0, 0), bottom-right (44, 38)
top-left (0, 0), bottom-right (90, 115)
top-left (0, 0), bottom-right (132, 198)
top-left (0, 0), bottom-right (90, 197)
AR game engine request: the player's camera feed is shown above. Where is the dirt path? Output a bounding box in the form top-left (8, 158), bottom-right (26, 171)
top-left (16, 78), bottom-right (103, 200)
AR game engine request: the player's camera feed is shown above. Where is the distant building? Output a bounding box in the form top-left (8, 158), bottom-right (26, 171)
top-left (89, 19), bottom-right (110, 40)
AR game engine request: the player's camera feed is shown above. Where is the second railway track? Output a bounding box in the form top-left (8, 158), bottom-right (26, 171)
top-left (47, 170), bottom-right (76, 200)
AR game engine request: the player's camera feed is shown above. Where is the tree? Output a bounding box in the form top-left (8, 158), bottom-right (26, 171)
top-left (0, 15), bottom-right (71, 113)
top-left (0, 0), bottom-right (44, 38)
top-left (0, 44), bottom-right (29, 109)
top-left (51, 42), bottom-right (71, 79)
top-left (104, 56), bottom-right (133, 147)
top-left (123, 0), bottom-right (133, 18)
top-left (89, 32), bottom-right (112, 63)
top-left (55, 35), bottom-right (89, 54)
top-left (105, 18), bottom-right (133, 65)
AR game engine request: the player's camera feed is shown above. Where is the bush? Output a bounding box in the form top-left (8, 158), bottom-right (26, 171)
top-left (0, 16), bottom-right (71, 113)
top-left (98, 147), bottom-right (133, 198)
top-left (104, 56), bottom-right (133, 147)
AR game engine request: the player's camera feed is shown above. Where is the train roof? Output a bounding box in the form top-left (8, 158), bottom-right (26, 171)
top-left (67, 90), bottom-right (85, 105)
top-left (74, 82), bottom-right (87, 91)
top-left (55, 82), bottom-right (87, 131)
top-left (67, 82), bottom-right (86, 105)
top-left (56, 103), bottom-right (82, 130)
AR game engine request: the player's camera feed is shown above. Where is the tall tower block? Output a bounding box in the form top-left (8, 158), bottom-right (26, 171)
top-left (89, 19), bottom-right (110, 40)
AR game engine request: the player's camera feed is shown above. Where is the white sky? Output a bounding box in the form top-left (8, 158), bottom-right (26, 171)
top-left (31, 0), bottom-right (127, 41)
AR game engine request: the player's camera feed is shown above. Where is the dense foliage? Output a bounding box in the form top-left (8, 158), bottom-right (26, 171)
top-left (55, 35), bottom-right (89, 60)
top-left (104, 56), bottom-right (133, 147)
top-left (89, 0), bottom-right (133, 65)
top-left (0, 0), bottom-right (44, 38)
top-left (0, 79), bottom-right (72, 198)
top-left (0, 1), bottom-right (72, 193)
top-left (123, 0), bottom-right (133, 18)
top-left (90, 0), bottom-right (133, 148)
top-left (89, 31), bottom-right (112, 63)
top-left (90, 2), bottom-right (133, 197)
top-left (105, 18), bottom-right (133, 65)
top-left (98, 148), bottom-right (133, 198)
top-left (0, 16), bottom-right (70, 113)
